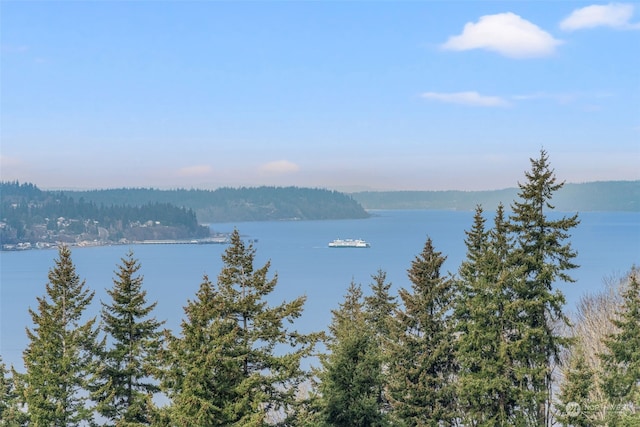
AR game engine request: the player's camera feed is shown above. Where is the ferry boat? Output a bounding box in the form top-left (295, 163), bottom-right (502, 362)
top-left (328, 238), bottom-right (370, 248)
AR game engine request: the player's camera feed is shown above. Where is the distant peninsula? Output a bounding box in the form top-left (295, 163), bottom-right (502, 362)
top-left (59, 186), bottom-right (370, 223)
top-left (0, 183), bottom-right (369, 250)
top-left (351, 181), bottom-right (640, 212)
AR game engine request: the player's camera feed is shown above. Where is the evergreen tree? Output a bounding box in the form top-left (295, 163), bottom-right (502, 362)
top-left (600, 269), bottom-right (640, 426)
top-left (162, 275), bottom-right (241, 426)
top-left (317, 282), bottom-right (389, 427)
top-left (387, 237), bottom-right (457, 426)
top-left (456, 204), bottom-right (523, 426)
top-left (508, 149), bottom-right (579, 425)
top-left (162, 229), bottom-right (318, 426)
top-left (22, 245), bottom-right (100, 426)
top-left (92, 250), bottom-right (165, 425)
top-left (0, 357), bottom-right (28, 426)
top-left (364, 269), bottom-right (397, 342)
top-left (458, 205), bottom-right (489, 286)
top-left (363, 270), bottom-right (397, 415)
top-left (556, 342), bottom-right (595, 427)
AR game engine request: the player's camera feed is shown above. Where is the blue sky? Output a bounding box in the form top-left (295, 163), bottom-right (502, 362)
top-left (1, 1), bottom-right (639, 191)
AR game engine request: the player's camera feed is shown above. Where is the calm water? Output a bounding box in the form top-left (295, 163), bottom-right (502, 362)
top-left (2, 210), bottom-right (639, 371)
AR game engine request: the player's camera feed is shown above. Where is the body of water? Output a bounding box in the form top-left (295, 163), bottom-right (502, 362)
top-left (2, 210), bottom-right (639, 371)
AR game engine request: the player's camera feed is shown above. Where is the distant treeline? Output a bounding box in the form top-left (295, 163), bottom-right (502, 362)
top-left (0, 181), bottom-right (209, 245)
top-left (351, 180), bottom-right (640, 211)
top-left (60, 186), bottom-right (370, 222)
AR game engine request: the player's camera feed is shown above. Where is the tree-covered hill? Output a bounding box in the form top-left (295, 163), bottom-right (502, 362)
top-left (60, 186), bottom-right (370, 223)
top-left (0, 183), bottom-right (370, 248)
top-left (0, 182), bottom-right (210, 247)
top-left (351, 180), bottom-right (640, 211)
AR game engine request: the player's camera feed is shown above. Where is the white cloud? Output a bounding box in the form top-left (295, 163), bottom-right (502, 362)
top-left (0, 44), bottom-right (29, 54)
top-left (175, 164), bottom-right (214, 177)
top-left (421, 91), bottom-right (510, 107)
top-left (259, 160), bottom-right (300, 175)
top-left (512, 91), bottom-right (614, 108)
top-left (441, 12), bottom-right (563, 58)
top-left (512, 92), bottom-right (578, 104)
top-left (560, 3), bottom-right (640, 31)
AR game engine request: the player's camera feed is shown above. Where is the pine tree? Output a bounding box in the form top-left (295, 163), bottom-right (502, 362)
top-left (317, 281), bottom-right (389, 427)
top-left (0, 357), bottom-right (28, 426)
top-left (456, 204), bottom-right (524, 426)
top-left (92, 250), bottom-right (165, 425)
top-left (22, 245), bottom-right (100, 426)
top-left (364, 270), bottom-right (397, 415)
top-left (364, 270), bottom-right (397, 342)
top-left (600, 269), bottom-right (640, 426)
top-left (387, 237), bottom-right (457, 426)
top-left (556, 341), bottom-right (595, 427)
top-left (162, 275), bottom-right (241, 426)
top-left (566, 279), bottom-right (622, 425)
top-left (162, 229), bottom-right (318, 426)
top-left (508, 149), bottom-right (579, 425)
top-left (458, 205), bottom-right (489, 286)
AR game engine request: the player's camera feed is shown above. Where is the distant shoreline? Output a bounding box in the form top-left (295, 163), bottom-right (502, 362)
top-left (1, 236), bottom-right (232, 252)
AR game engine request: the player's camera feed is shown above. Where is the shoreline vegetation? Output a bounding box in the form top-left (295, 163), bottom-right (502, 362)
top-left (1, 180), bottom-right (638, 251)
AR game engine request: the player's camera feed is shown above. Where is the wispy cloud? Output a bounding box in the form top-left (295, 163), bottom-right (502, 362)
top-left (441, 12), bottom-right (563, 58)
top-left (422, 90), bottom-right (614, 109)
top-left (512, 91), bottom-right (614, 106)
top-left (512, 92), bottom-right (578, 104)
top-left (259, 160), bottom-right (300, 175)
top-left (0, 44), bottom-right (29, 54)
top-left (175, 164), bottom-right (214, 177)
top-left (560, 3), bottom-right (640, 31)
top-left (421, 91), bottom-right (510, 107)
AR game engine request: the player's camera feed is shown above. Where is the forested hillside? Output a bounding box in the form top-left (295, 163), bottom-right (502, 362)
top-left (352, 180), bottom-right (640, 211)
top-left (0, 182), bottom-right (210, 248)
top-left (61, 186), bottom-right (370, 222)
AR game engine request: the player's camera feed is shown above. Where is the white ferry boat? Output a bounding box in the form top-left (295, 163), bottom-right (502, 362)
top-left (328, 238), bottom-right (370, 248)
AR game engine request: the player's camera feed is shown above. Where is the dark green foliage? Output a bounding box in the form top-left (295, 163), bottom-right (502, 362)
top-left (161, 275), bottom-right (242, 426)
top-left (92, 250), bottom-right (165, 425)
top-left (0, 181), bottom-right (208, 246)
top-left (0, 357), bottom-right (28, 426)
top-left (57, 186), bottom-right (370, 223)
top-left (600, 269), bottom-right (640, 426)
top-left (508, 149), bottom-right (580, 425)
top-left (21, 245), bottom-right (100, 426)
top-left (162, 229), bottom-right (319, 426)
top-left (455, 204), bottom-right (523, 426)
top-left (387, 237), bottom-right (457, 426)
top-left (453, 151), bottom-right (581, 426)
top-left (556, 342), bottom-right (596, 427)
top-left (317, 282), bottom-right (389, 427)
top-left (364, 270), bottom-right (397, 415)
top-left (364, 270), bottom-right (397, 341)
